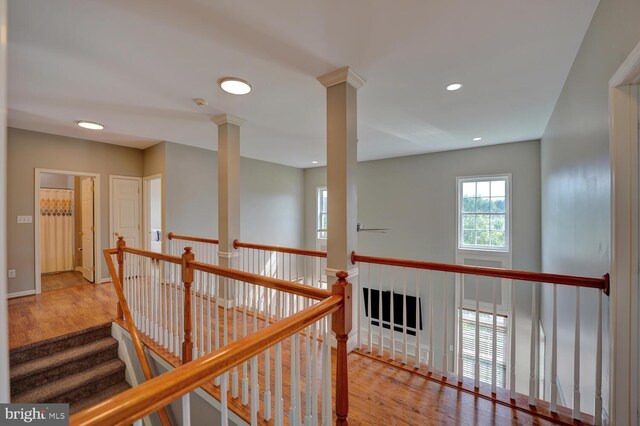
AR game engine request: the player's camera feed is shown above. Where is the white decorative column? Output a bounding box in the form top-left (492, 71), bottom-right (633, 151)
top-left (318, 67), bottom-right (365, 352)
top-left (213, 114), bottom-right (244, 272)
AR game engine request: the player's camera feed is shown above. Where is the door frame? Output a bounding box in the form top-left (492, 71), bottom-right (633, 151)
top-left (609, 39), bottom-right (640, 425)
top-left (34, 168), bottom-right (101, 294)
top-left (109, 175), bottom-right (142, 249)
top-left (142, 174), bottom-right (163, 251)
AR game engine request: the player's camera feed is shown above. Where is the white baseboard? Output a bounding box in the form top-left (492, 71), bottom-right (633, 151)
top-left (8, 290), bottom-right (36, 299)
top-left (75, 266), bottom-right (83, 272)
top-left (100, 278), bottom-right (111, 284)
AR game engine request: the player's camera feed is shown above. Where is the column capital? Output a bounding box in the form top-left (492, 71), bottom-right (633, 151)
top-left (212, 114), bottom-right (246, 127)
top-left (317, 66), bottom-right (366, 90)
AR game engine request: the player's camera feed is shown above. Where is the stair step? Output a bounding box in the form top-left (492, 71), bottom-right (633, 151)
top-left (13, 358), bottom-right (125, 405)
top-left (10, 323), bottom-right (112, 366)
top-left (10, 337), bottom-right (119, 396)
top-left (70, 381), bottom-right (131, 414)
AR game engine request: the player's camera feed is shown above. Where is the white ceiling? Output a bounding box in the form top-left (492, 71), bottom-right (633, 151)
top-left (8, 0), bottom-right (599, 168)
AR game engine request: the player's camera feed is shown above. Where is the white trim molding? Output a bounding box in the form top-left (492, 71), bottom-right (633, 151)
top-left (217, 251), bottom-right (239, 259)
top-left (212, 114), bottom-right (246, 127)
top-left (7, 290), bottom-right (36, 299)
top-left (609, 39), bottom-right (640, 426)
top-left (317, 66), bottom-right (366, 90)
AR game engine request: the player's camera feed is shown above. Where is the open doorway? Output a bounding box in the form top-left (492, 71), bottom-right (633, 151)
top-left (35, 169), bottom-right (100, 293)
top-left (143, 175), bottom-right (162, 253)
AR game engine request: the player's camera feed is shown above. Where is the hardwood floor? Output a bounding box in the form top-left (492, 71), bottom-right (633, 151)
top-left (41, 271), bottom-right (93, 292)
top-left (8, 283), bottom-right (117, 349)
top-left (11, 284), bottom-right (555, 425)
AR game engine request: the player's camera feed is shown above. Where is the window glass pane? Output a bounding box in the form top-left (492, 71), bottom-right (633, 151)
top-left (491, 180), bottom-right (505, 197)
top-left (477, 181), bottom-right (490, 197)
top-left (490, 215), bottom-right (505, 231)
top-left (476, 197), bottom-right (491, 213)
top-left (476, 230), bottom-right (489, 245)
top-left (462, 196), bottom-right (476, 213)
top-left (462, 182), bottom-right (476, 197)
top-left (475, 215), bottom-right (489, 230)
top-left (463, 230), bottom-right (476, 245)
top-left (462, 215), bottom-right (476, 230)
top-left (490, 231), bottom-right (505, 247)
top-left (491, 197), bottom-right (505, 213)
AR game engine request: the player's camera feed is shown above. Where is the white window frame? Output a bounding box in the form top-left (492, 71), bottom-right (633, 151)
top-left (456, 174), bottom-right (512, 253)
top-left (316, 186), bottom-right (327, 240)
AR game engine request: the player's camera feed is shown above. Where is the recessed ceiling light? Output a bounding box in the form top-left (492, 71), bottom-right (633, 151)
top-left (312, 161), bottom-right (319, 164)
top-left (77, 121), bottom-right (104, 130)
top-left (446, 83), bottom-right (463, 91)
top-left (473, 137), bottom-right (483, 141)
top-left (219, 77), bottom-right (252, 95)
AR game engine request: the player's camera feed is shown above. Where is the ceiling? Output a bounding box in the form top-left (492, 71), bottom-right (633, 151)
top-left (8, 0), bottom-right (599, 168)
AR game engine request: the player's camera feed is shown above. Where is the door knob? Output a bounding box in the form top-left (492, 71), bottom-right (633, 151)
top-left (114, 232), bottom-right (120, 237)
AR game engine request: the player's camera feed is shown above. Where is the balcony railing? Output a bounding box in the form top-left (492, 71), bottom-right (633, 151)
top-left (70, 237), bottom-right (352, 425)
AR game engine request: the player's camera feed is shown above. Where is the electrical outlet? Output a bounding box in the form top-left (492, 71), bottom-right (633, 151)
top-left (8, 269), bottom-right (16, 278)
top-left (449, 344), bottom-right (454, 352)
top-left (17, 216), bottom-right (32, 224)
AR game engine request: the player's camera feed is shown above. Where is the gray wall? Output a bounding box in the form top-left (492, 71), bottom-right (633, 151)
top-left (304, 140), bottom-right (541, 391)
top-left (159, 142), bottom-right (305, 250)
top-left (540, 0), bottom-right (640, 414)
top-left (7, 128), bottom-right (144, 293)
top-left (164, 142), bottom-right (218, 243)
top-left (241, 157), bottom-right (304, 248)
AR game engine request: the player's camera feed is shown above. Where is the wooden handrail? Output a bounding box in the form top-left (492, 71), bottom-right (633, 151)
top-left (70, 295), bottom-right (343, 426)
top-left (233, 239), bottom-right (327, 258)
top-left (121, 246), bottom-right (181, 264)
top-left (351, 251), bottom-right (609, 293)
top-left (189, 260), bottom-right (332, 301)
top-left (103, 247), bottom-right (171, 426)
top-left (168, 232), bottom-right (219, 245)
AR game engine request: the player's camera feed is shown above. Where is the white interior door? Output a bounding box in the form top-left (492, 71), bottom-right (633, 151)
top-left (111, 176), bottom-right (141, 248)
top-left (80, 177), bottom-right (95, 282)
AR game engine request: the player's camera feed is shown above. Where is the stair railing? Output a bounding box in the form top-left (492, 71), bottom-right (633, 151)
top-left (233, 239), bottom-right (327, 289)
top-left (351, 250), bottom-right (609, 426)
top-left (168, 232), bottom-right (219, 265)
top-left (74, 237), bottom-right (352, 426)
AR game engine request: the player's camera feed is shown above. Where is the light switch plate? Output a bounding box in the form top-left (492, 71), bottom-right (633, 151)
top-left (7, 270), bottom-right (15, 278)
top-left (17, 216), bottom-right (32, 224)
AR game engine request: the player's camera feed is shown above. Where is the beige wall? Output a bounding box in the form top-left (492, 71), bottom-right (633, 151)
top-left (540, 0), bottom-right (640, 414)
top-left (7, 128), bottom-right (144, 293)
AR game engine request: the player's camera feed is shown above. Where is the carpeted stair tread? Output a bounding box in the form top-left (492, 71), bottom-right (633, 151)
top-left (13, 358), bottom-right (125, 404)
top-left (69, 381), bottom-right (131, 414)
top-left (11, 337), bottom-right (118, 382)
top-left (10, 323), bottom-right (113, 366)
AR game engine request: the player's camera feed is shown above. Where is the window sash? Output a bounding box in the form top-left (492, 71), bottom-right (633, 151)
top-left (461, 308), bottom-right (507, 387)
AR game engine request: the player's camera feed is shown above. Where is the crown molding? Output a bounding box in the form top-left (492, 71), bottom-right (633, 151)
top-left (317, 66), bottom-right (366, 90)
top-left (212, 114), bottom-right (246, 127)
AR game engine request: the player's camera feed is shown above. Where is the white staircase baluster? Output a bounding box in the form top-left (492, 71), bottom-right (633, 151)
top-left (415, 269), bottom-right (421, 369)
top-left (573, 286), bottom-right (581, 419)
top-left (428, 271), bottom-right (433, 372)
top-left (492, 278), bottom-right (497, 395)
top-left (378, 265), bottom-right (383, 356)
top-left (402, 268), bottom-right (408, 364)
top-left (595, 290), bottom-right (603, 425)
top-left (457, 273), bottom-right (463, 384)
top-left (181, 393), bottom-right (191, 426)
top-left (528, 282), bottom-right (536, 406)
top-left (442, 272), bottom-right (448, 376)
top-left (510, 278), bottom-right (516, 399)
top-left (475, 276), bottom-right (480, 389)
top-left (550, 284), bottom-right (558, 412)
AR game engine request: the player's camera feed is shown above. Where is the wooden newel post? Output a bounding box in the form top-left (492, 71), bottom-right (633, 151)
top-left (181, 247), bottom-right (195, 363)
top-left (116, 236), bottom-right (126, 320)
top-left (332, 271), bottom-right (352, 426)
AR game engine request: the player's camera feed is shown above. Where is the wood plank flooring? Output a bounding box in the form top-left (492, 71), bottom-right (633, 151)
top-left (8, 283), bottom-right (117, 349)
top-left (41, 271), bottom-right (92, 292)
top-left (10, 284), bottom-right (555, 425)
